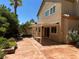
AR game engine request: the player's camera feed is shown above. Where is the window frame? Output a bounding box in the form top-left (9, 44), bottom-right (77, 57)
top-left (50, 8), bottom-right (53, 14)
top-left (51, 26), bottom-right (57, 33)
top-left (44, 9), bottom-right (49, 16)
top-left (50, 5), bottom-right (56, 15)
top-left (44, 4), bottom-right (56, 16)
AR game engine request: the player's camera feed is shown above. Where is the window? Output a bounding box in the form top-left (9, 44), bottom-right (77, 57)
top-left (50, 8), bottom-right (53, 14)
top-left (50, 6), bottom-right (56, 14)
top-left (51, 27), bottom-right (57, 33)
top-left (45, 10), bottom-right (49, 16)
top-left (38, 27), bottom-right (40, 32)
top-left (53, 6), bottom-right (56, 13)
top-left (44, 5), bottom-right (56, 16)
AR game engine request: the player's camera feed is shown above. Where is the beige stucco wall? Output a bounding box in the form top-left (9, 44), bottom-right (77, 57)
top-left (62, 0), bottom-right (74, 16)
top-left (49, 17), bottom-right (79, 43)
top-left (38, 1), bottom-right (61, 24)
top-left (32, 0), bottom-right (79, 43)
top-left (68, 19), bottom-right (79, 31)
top-left (61, 17), bottom-right (79, 43)
top-left (49, 24), bottom-right (62, 43)
top-left (61, 17), bottom-right (69, 43)
top-left (74, 0), bottom-right (79, 16)
top-left (36, 0), bottom-right (64, 43)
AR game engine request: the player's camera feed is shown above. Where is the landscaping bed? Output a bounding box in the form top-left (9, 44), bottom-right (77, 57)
top-left (0, 37), bottom-right (17, 59)
top-left (68, 30), bottom-right (79, 47)
top-left (2, 46), bottom-right (17, 54)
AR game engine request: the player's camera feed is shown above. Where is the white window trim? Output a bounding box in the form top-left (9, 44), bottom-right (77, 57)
top-left (50, 4), bottom-right (56, 16)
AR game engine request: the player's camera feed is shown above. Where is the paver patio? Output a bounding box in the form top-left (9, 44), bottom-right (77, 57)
top-left (5, 38), bottom-right (79, 59)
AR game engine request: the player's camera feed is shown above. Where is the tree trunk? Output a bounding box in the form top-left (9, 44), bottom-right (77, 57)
top-left (14, 6), bottom-right (17, 15)
top-left (14, 6), bottom-right (18, 18)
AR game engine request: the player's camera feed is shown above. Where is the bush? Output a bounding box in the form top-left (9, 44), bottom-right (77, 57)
top-left (68, 30), bottom-right (79, 43)
top-left (0, 49), bottom-right (5, 59)
top-left (0, 37), bottom-right (9, 49)
top-left (0, 37), bottom-right (16, 49)
top-left (8, 39), bottom-right (16, 47)
top-left (0, 5), bottom-right (19, 38)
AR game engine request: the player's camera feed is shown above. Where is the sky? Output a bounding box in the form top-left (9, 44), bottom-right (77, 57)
top-left (0, 0), bottom-right (42, 24)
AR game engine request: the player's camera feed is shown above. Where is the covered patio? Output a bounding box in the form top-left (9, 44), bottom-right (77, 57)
top-left (32, 23), bottom-right (60, 45)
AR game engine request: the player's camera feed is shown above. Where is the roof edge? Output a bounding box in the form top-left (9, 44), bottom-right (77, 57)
top-left (37, 0), bottom-right (45, 16)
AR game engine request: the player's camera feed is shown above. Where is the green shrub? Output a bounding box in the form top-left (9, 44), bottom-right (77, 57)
top-left (8, 39), bottom-right (16, 47)
top-left (0, 37), bottom-right (9, 49)
top-left (0, 49), bottom-right (5, 59)
top-left (0, 37), bottom-right (16, 59)
top-left (0, 37), bottom-right (16, 49)
top-left (0, 5), bottom-right (19, 38)
top-left (68, 30), bottom-right (79, 43)
top-left (0, 37), bottom-right (7, 44)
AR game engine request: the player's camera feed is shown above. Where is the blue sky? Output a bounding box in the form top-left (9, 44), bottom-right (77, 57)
top-left (0, 0), bottom-right (42, 24)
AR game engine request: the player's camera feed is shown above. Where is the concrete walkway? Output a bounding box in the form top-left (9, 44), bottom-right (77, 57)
top-left (5, 38), bottom-right (46, 59)
top-left (5, 38), bottom-right (79, 59)
top-left (42, 45), bottom-right (79, 59)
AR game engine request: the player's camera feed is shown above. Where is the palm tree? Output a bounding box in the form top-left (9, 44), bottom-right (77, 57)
top-left (9, 0), bottom-right (22, 15)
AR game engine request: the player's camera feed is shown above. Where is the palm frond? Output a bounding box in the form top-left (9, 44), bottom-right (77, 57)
top-left (10, 3), bottom-right (14, 6)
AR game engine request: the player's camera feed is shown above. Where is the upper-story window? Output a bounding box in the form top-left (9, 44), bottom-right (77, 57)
top-left (50, 8), bottom-right (53, 14)
top-left (45, 10), bottom-right (49, 16)
top-left (44, 5), bottom-right (56, 16)
top-left (50, 6), bottom-right (56, 14)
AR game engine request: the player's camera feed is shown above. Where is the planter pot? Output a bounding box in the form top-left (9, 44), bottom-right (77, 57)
top-left (75, 42), bottom-right (79, 48)
top-left (2, 45), bottom-right (17, 54)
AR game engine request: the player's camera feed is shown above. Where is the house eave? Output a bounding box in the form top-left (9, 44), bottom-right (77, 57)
top-left (37, 0), bottom-right (45, 16)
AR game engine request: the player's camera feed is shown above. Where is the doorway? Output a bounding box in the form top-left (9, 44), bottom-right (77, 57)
top-left (44, 27), bottom-right (50, 37)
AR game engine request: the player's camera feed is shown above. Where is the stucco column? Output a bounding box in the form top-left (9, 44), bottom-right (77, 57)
top-left (40, 26), bottom-right (42, 37)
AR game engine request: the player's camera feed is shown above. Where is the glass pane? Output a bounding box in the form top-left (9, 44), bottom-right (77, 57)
top-left (50, 8), bottom-right (53, 14)
top-left (53, 6), bottom-right (55, 13)
top-left (50, 6), bottom-right (56, 15)
top-left (51, 27), bottom-right (56, 33)
top-left (45, 10), bottom-right (49, 16)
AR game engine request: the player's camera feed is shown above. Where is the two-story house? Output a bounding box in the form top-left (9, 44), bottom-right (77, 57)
top-left (32, 0), bottom-right (79, 43)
